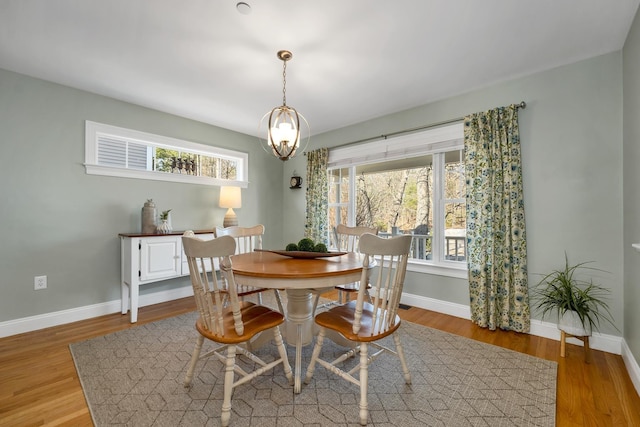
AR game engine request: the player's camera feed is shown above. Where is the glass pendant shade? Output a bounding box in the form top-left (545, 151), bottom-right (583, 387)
top-left (264, 105), bottom-right (308, 161)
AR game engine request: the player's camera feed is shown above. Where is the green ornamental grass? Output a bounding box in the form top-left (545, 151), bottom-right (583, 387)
top-left (533, 253), bottom-right (617, 333)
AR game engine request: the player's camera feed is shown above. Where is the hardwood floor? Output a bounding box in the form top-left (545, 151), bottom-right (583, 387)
top-left (1, 296), bottom-right (639, 426)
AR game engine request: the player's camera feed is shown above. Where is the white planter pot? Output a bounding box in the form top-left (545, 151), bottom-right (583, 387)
top-left (558, 310), bottom-right (591, 337)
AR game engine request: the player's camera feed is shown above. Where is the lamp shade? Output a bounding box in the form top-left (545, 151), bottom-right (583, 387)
top-left (219, 186), bottom-right (242, 208)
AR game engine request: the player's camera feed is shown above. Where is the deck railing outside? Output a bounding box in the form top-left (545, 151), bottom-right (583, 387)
top-left (379, 230), bottom-right (466, 262)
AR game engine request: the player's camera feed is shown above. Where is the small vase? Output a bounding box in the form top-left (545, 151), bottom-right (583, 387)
top-left (156, 219), bottom-right (172, 234)
top-left (141, 199), bottom-right (157, 234)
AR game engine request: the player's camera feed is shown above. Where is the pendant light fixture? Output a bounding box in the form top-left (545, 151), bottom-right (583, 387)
top-left (260, 50), bottom-right (309, 161)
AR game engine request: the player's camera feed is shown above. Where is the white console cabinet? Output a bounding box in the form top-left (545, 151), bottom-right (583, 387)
top-left (120, 230), bottom-right (214, 322)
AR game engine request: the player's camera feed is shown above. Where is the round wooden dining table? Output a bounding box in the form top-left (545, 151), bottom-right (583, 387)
top-left (231, 250), bottom-right (363, 393)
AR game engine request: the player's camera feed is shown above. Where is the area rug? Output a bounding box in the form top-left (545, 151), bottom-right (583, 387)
top-left (70, 307), bottom-right (556, 426)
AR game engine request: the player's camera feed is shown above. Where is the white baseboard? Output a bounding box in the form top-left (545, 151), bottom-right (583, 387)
top-left (622, 340), bottom-right (640, 397)
top-left (0, 286), bottom-right (193, 338)
top-left (401, 292), bottom-right (471, 320)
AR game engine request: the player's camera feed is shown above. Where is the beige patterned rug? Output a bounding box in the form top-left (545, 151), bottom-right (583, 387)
top-left (70, 308), bottom-right (556, 426)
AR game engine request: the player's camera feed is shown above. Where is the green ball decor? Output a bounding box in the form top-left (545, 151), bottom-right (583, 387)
top-left (297, 238), bottom-right (315, 252)
top-left (313, 243), bottom-right (328, 253)
top-left (286, 238), bottom-right (329, 253)
top-left (285, 243), bottom-right (298, 251)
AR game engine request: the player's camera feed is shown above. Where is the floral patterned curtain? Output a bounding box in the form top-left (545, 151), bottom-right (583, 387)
top-left (464, 105), bottom-right (529, 333)
top-left (304, 148), bottom-right (329, 244)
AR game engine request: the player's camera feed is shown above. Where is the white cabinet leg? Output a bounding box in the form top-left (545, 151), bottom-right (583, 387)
top-left (121, 282), bottom-right (129, 315)
top-left (130, 284), bottom-right (139, 323)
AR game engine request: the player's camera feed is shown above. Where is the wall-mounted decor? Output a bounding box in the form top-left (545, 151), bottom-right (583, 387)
top-left (290, 171), bottom-right (302, 189)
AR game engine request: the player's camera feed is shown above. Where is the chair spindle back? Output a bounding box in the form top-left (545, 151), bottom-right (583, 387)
top-left (182, 232), bottom-right (245, 336)
top-left (214, 225), bottom-right (264, 254)
top-left (334, 224), bottom-right (378, 252)
top-left (353, 233), bottom-right (412, 335)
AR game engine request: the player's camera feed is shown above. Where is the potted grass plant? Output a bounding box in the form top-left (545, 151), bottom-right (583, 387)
top-left (533, 253), bottom-right (616, 336)
top-left (156, 209), bottom-right (172, 234)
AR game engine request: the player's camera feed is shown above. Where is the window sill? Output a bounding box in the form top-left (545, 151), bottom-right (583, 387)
top-left (407, 260), bottom-right (468, 279)
top-left (84, 164), bottom-right (248, 187)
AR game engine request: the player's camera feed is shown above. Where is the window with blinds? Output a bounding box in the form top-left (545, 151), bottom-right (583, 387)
top-left (84, 121), bottom-right (248, 187)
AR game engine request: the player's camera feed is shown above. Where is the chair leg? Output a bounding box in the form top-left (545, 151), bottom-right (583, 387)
top-left (393, 333), bottom-right (411, 384)
top-left (364, 288), bottom-right (372, 304)
top-left (274, 289), bottom-right (285, 314)
top-left (358, 342), bottom-right (369, 426)
top-left (312, 290), bottom-right (339, 314)
top-left (311, 291), bottom-right (321, 316)
top-left (305, 328), bottom-right (326, 384)
top-left (221, 344), bottom-right (237, 427)
top-left (273, 325), bottom-right (293, 384)
top-left (184, 335), bottom-right (204, 387)
top-left (221, 292), bottom-right (230, 307)
top-left (256, 292), bottom-right (263, 305)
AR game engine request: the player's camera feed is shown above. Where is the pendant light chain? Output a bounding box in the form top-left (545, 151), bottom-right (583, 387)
top-left (282, 59), bottom-right (287, 106)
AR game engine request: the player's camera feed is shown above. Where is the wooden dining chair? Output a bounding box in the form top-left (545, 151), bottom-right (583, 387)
top-left (214, 225), bottom-right (284, 313)
top-left (305, 233), bottom-right (413, 426)
top-left (182, 231), bottom-right (293, 427)
top-left (312, 224), bottom-right (377, 313)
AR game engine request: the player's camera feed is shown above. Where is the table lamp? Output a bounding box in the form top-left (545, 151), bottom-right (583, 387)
top-left (219, 186), bottom-right (241, 227)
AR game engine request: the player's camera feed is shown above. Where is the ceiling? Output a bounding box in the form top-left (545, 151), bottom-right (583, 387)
top-left (1, 1), bottom-right (638, 138)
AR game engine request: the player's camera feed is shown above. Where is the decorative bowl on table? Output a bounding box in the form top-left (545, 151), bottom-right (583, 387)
top-left (259, 249), bottom-right (347, 259)
top-left (260, 237), bottom-right (346, 258)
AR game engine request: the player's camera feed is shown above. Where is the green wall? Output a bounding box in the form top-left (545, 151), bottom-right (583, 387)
top-left (624, 8), bottom-right (640, 366)
top-left (283, 52), bottom-right (625, 333)
top-left (0, 68), bottom-right (283, 321)
top-left (0, 49), bottom-right (630, 353)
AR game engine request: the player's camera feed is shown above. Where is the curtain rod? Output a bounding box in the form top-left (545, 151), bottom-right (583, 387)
top-left (338, 101), bottom-right (526, 147)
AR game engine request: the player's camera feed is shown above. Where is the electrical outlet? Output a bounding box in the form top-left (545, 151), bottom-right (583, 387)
top-left (34, 275), bottom-right (47, 290)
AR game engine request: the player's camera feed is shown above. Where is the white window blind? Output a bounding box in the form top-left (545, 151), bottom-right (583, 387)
top-left (96, 136), bottom-right (149, 170)
top-left (329, 123), bottom-right (463, 168)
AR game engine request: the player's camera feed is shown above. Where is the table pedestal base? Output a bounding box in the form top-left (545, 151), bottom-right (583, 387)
top-left (246, 289), bottom-right (357, 392)
top-left (284, 289), bottom-right (314, 392)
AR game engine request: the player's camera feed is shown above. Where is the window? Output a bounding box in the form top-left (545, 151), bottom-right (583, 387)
top-left (84, 121), bottom-right (248, 187)
top-left (328, 123), bottom-right (466, 278)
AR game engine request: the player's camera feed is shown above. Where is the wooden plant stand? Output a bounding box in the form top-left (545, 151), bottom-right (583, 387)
top-left (560, 330), bottom-right (591, 363)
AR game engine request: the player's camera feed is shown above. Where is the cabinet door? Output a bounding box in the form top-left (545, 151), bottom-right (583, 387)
top-left (139, 236), bottom-right (181, 282)
top-left (181, 233), bottom-right (217, 275)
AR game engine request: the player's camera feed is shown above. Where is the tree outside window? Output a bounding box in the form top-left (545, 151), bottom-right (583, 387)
top-left (327, 124), bottom-right (466, 268)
